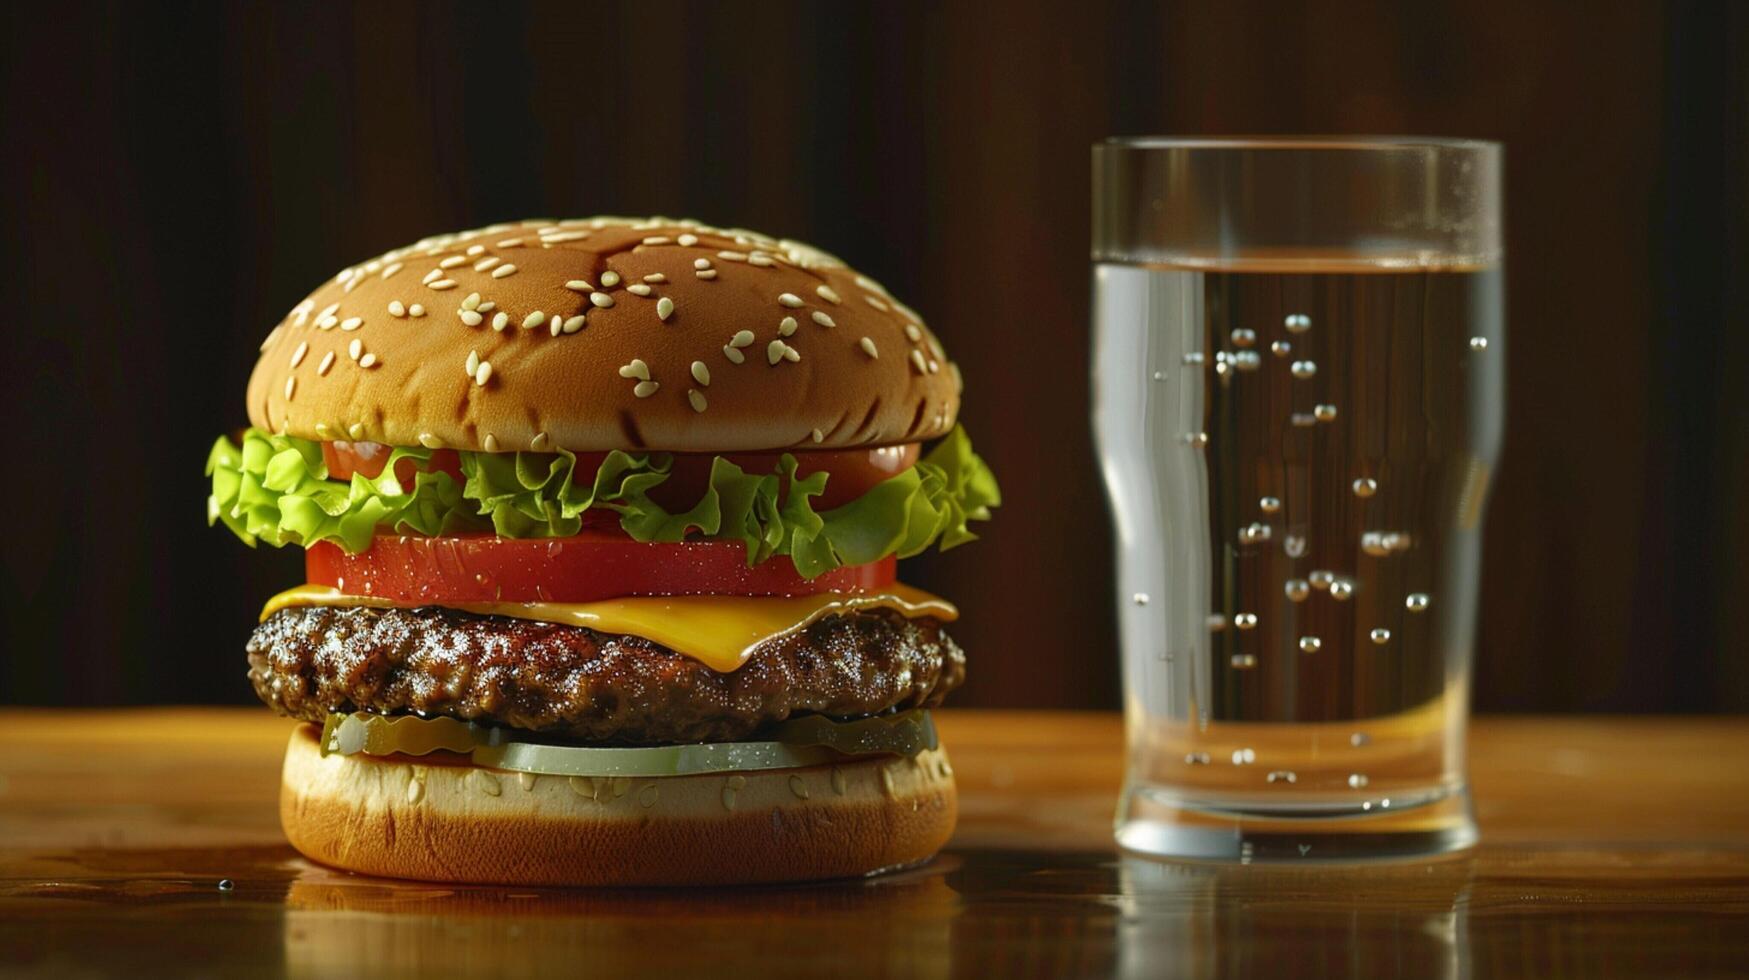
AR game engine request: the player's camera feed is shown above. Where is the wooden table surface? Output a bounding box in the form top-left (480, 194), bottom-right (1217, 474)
top-left (1, 710), bottom-right (1746, 978)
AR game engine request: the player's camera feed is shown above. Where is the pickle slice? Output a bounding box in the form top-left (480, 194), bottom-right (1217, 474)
top-left (314, 709), bottom-right (937, 778)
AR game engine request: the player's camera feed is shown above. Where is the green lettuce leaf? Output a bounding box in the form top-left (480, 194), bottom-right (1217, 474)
top-left (206, 425), bottom-right (999, 578)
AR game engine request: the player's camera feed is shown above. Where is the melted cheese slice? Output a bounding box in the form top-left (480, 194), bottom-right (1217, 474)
top-left (260, 584), bottom-right (958, 674)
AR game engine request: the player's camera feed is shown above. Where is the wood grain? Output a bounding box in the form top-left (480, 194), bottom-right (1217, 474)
top-left (1, 709), bottom-right (1745, 977)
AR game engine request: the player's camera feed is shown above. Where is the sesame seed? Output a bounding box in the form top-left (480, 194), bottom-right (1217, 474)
top-left (748, 253), bottom-right (775, 267)
top-left (816, 285), bottom-right (842, 304)
top-left (730, 330), bottom-right (755, 348)
top-left (564, 280), bottom-right (593, 292)
top-left (811, 311), bottom-right (835, 328)
top-left (461, 292), bottom-right (481, 311)
top-left (657, 297), bottom-right (675, 321)
top-left (483, 433), bottom-right (500, 452)
top-left (522, 311), bottom-right (546, 330)
top-left (549, 317), bottom-right (562, 337)
top-left (678, 233), bottom-right (699, 247)
top-left (561, 315), bottom-right (585, 334)
top-left (491, 265), bottom-right (517, 279)
top-left (589, 292), bottom-right (614, 309)
top-left (289, 342), bottom-right (308, 368)
top-left (633, 380), bottom-right (660, 398)
top-left (318, 351), bottom-right (336, 375)
top-left (778, 292), bottom-right (804, 308)
top-left (904, 323), bottom-right (923, 342)
top-left (440, 255), bottom-right (466, 269)
top-left (466, 245), bottom-right (485, 256)
top-left (338, 316), bottom-right (361, 331)
top-left (695, 269), bottom-right (718, 280)
top-left (429, 279), bottom-right (457, 290)
top-left (690, 361), bottom-right (710, 386)
top-left (627, 283), bottom-right (652, 297)
top-left (769, 340), bottom-right (789, 365)
top-left (314, 422), bottom-right (330, 437)
top-left (722, 345), bottom-right (745, 364)
top-left (865, 295), bottom-right (890, 312)
top-left (784, 346), bottom-right (800, 362)
top-left (496, 238), bottom-right (525, 248)
top-left (474, 256), bottom-right (500, 272)
top-left (422, 269), bottom-right (442, 285)
top-left (530, 432), bottom-right (550, 451)
top-left (348, 339), bottom-right (362, 361)
top-left (474, 361), bottom-right (493, 386)
top-left (348, 423), bottom-right (365, 439)
top-left (459, 310), bottom-right (483, 327)
top-left (694, 258), bottom-right (712, 270)
top-left (687, 389), bottom-right (707, 413)
top-left (642, 273), bottom-right (667, 283)
top-left (928, 359), bottom-right (940, 373)
top-left (600, 271), bottom-right (621, 287)
top-left (316, 315), bottom-right (338, 330)
top-left (859, 337), bottom-right (878, 359)
top-left (779, 316), bottom-right (798, 337)
top-left (717, 250), bottom-right (748, 262)
top-left (409, 304), bottom-right (426, 317)
top-left (540, 231), bottom-right (590, 244)
top-left (388, 300), bottom-right (406, 317)
top-left (642, 235), bottom-right (672, 246)
top-left (419, 433), bottom-right (444, 449)
top-left (811, 428), bottom-right (824, 443)
top-left (491, 312), bottom-right (509, 331)
top-left (466, 350), bottom-right (480, 375)
top-left (477, 301), bottom-right (495, 313)
top-left (381, 262), bottom-right (404, 279)
top-left (319, 303), bottom-right (340, 320)
top-left (910, 349), bottom-right (927, 374)
top-left (618, 358), bottom-right (651, 381)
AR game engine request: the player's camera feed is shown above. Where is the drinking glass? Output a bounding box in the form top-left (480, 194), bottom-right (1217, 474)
top-left (1092, 137), bottom-right (1503, 861)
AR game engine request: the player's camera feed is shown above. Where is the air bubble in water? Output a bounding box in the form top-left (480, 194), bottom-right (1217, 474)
top-left (1184, 432), bottom-right (1208, 446)
top-left (1238, 522), bottom-right (1272, 544)
top-left (1284, 534), bottom-right (1307, 557)
top-left (1284, 579), bottom-right (1310, 602)
top-left (1151, 370), bottom-right (1167, 381)
top-left (1285, 313), bottom-right (1311, 333)
top-left (1183, 351), bottom-right (1205, 365)
top-left (1469, 337), bottom-right (1489, 351)
top-left (1298, 636), bottom-right (1322, 653)
top-left (1271, 340), bottom-right (1291, 357)
top-left (1232, 748), bottom-right (1256, 765)
top-left (1361, 531), bottom-right (1391, 556)
top-left (1352, 477), bottom-right (1378, 497)
top-left (1259, 496), bottom-right (1282, 514)
top-left (1348, 773), bottom-right (1370, 789)
top-left (1370, 627), bottom-right (1392, 644)
top-left (1313, 403), bottom-right (1338, 422)
top-left (1350, 732), bottom-right (1371, 747)
top-left (1233, 350), bottom-right (1262, 371)
top-left (1231, 328), bottom-right (1257, 348)
top-left (1290, 360), bottom-right (1317, 379)
top-left (1230, 653), bottom-right (1257, 669)
top-left (1266, 770), bottom-right (1297, 784)
top-left (1309, 570), bottom-right (1334, 590)
top-left (1234, 612), bottom-right (1259, 630)
top-left (1405, 593), bottom-right (1431, 612)
top-left (1382, 532), bottom-right (1410, 552)
top-left (1329, 580), bottom-right (1354, 601)
top-left (1207, 613), bottom-right (1229, 631)
top-left (1185, 752), bottom-right (1211, 765)
top-left (1132, 592), bottom-right (1150, 606)
top-left (1290, 412), bottom-right (1318, 427)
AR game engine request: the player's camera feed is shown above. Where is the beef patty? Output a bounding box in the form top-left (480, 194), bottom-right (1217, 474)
top-left (247, 605), bottom-right (964, 744)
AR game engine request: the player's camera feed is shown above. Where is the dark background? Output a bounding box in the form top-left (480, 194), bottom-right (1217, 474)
top-left (2, 1), bottom-right (1745, 712)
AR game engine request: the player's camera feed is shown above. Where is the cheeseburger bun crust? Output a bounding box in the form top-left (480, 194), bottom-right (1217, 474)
top-left (280, 725), bottom-right (958, 887)
top-left (248, 217), bottom-right (962, 453)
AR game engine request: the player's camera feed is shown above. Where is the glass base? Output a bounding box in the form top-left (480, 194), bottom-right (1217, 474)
top-left (1116, 782), bottom-right (1478, 864)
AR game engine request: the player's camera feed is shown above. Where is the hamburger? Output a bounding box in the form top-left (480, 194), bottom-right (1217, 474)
top-left (206, 216), bottom-right (999, 886)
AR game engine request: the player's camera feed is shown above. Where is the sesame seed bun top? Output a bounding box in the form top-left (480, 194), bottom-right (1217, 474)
top-left (246, 217), bottom-right (962, 453)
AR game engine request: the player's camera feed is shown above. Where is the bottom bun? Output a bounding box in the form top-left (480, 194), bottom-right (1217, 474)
top-left (279, 724), bottom-right (957, 886)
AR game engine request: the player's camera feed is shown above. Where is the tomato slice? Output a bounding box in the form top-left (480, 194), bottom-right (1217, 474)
top-left (306, 534), bottom-right (896, 603)
top-left (322, 440), bottom-right (917, 508)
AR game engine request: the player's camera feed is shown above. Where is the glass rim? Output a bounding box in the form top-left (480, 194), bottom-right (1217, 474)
top-left (1099, 134), bottom-right (1500, 153)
